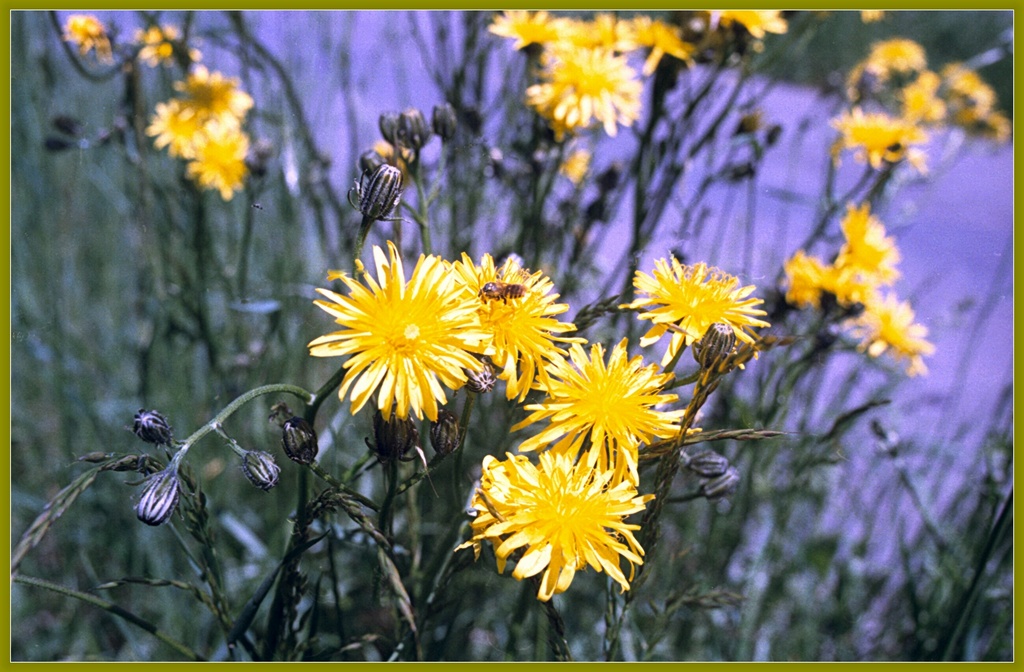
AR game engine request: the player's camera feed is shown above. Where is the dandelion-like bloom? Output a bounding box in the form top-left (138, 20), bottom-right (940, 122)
top-left (451, 253), bottom-right (581, 402)
top-left (941, 62), bottom-right (1005, 137)
top-left (831, 107), bottom-right (928, 170)
top-left (309, 242), bottom-right (491, 421)
top-left (563, 14), bottom-right (636, 52)
top-left (622, 258), bottom-right (770, 367)
top-left (511, 339), bottom-right (683, 485)
top-left (713, 10), bottom-right (788, 39)
top-left (835, 202), bottom-right (901, 285)
top-left (559, 148), bottom-right (591, 185)
top-left (136, 24), bottom-right (201, 67)
top-left (488, 10), bottom-right (567, 51)
top-left (63, 14), bottom-right (113, 64)
top-left (629, 16), bottom-right (695, 76)
top-left (526, 44), bottom-right (643, 141)
top-left (849, 292), bottom-right (935, 376)
top-left (185, 122), bottom-right (250, 201)
top-left (783, 250), bottom-right (830, 310)
top-left (459, 450), bottom-right (654, 602)
top-left (863, 38), bottom-right (927, 80)
top-left (901, 71), bottom-right (947, 125)
top-left (146, 99), bottom-right (202, 159)
top-left (175, 65), bottom-right (254, 125)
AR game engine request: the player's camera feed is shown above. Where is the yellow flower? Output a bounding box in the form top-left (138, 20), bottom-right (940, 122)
top-left (563, 14), bottom-right (636, 52)
top-left (488, 10), bottom-right (567, 51)
top-left (511, 339), bottom-right (683, 485)
top-left (559, 148), bottom-right (591, 185)
top-left (135, 24), bottom-right (201, 67)
top-left (146, 99), bottom-right (203, 159)
top-left (459, 450), bottom-right (654, 602)
top-left (941, 63), bottom-right (1006, 137)
top-left (900, 71), bottom-right (947, 124)
top-left (713, 11), bottom-right (788, 39)
top-left (977, 111), bottom-right (1011, 144)
top-left (860, 10), bottom-right (886, 22)
top-left (309, 242), bottom-right (491, 421)
top-left (621, 258), bottom-right (770, 367)
top-left (451, 253), bottom-right (581, 402)
top-left (629, 16), bottom-right (695, 76)
top-left (63, 14), bottom-right (113, 64)
top-left (863, 38), bottom-right (927, 80)
top-left (835, 202), bottom-right (901, 286)
top-left (185, 122), bottom-right (249, 200)
top-left (175, 65), bottom-right (254, 125)
top-left (849, 292), bottom-right (934, 376)
top-left (783, 250), bottom-right (830, 310)
top-left (831, 107), bottom-right (928, 170)
top-left (526, 43), bottom-right (643, 141)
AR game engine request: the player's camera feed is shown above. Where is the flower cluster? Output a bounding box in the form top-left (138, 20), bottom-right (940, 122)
top-left (310, 241), bottom-right (770, 601)
top-left (134, 24), bottom-right (202, 68)
top-left (146, 66), bottom-right (254, 200)
top-left (489, 11), bottom-right (787, 142)
top-left (784, 202), bottom-right (934, 376)
top-left (837, 38), bottom-right (1009, 174)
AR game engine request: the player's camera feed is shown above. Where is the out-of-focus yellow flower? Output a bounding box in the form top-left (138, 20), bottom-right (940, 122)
top-left (526, 43), bottom-right (643, 141)
top-left (783, 250), bottom-right (830, 310)
top-left (900, 71), bottom-right (947, 124)
top-left (622, 258), bottom-right (770, 368)
top-left (861, 10), bottom-right (886, 23)
top-left (831, 107), bottom-right (928, 170)
top-left (563, 14), bottom-right (636, 52)
top-left (451, 253), bottom-right (582, 402)
top-left (713, 10), bottom-right (788, 39)
top-left (63, 14), bottom-right (113, 64)
top-left (864, 38), bottom-right (927, 79)
top-left (559, 148), bottom-right (591, 185)
top-left (185, 122), bottom-right (250, 200)
top-left (309, 242), bottom-right (491, 421)
top-left (135, 24), bottom-right (201, 67)
top-left (175, 65), bottom-right (254, 126)
top-left (488, 10), bottom-right (567, 51)
top-left (629, 16), bottom-right (695, 76)
top-left (835, 202), bottom-right (901, 286)
top-left (512, 339), bottom-right (683, 485)
top-left (849, 292), bottom-right (934, 376)
top-left (146, 99), bottom-right (203, 159)
top-left (977, 111), bottom-right (1011, 143)
top-left (940, 62), bottom-right (1008, 141)
top-left (459, 450), bottom-right (654, 602)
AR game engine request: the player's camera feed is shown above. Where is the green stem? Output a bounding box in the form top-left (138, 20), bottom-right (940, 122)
top-left (305, 461), bottom-right (379, 511)
top-left (13, 574), bottom-right (205, 661)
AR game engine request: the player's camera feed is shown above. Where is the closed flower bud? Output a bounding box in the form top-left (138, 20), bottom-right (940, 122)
top-left (700, 466), bottom-right (741, 502)
top-left (693, 323), bottom-right (737, 370)
top-left (132, 408), bottom-right (174, 446)
top-left (369, 410), bottom-right (419, 463)
top-left (465, 359), bottom-right (497, 394)
top-left (398, 108), bottom-right (432, 151)
top-left (135, 468), bottom-right (181, 526)
top-left (378, 112), bottom-right (401, 146)
top-left (359, 149), bottom-right (385, 175)
top-left (685, 450), bottom-right (730, 478)
top-left (349, 164), bottom-right (403, 221)
top-left (282, 417), bottom-right (318, 465)
top-left (242, 450), bottom-right (281, 491)
top-left (430, 409), bottom-right (460, 457)
top-left (431, 102), bottom-right (457, 141)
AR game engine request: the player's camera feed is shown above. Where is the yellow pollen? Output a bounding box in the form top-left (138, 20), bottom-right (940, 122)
top-left (404, 324), bottom-right (421, 341)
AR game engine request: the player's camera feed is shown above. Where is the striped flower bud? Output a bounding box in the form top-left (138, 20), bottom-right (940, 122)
top-left (135, 468), bottom-right (181, 526)
top-left (700, 466), bottom-right (741, 502)
top-left (685, 450), bottom-right (730, 478)
top-left (132, 408), bottom-right (173, 446)
top-left (398, 108), bottom-right (432, 151)
top-left (282, 417), bottom-right (318, 465)
top-left (369, 410), bottom-right (419, 464)
top-left (693, 323), bottom-right (737, 371)
top-left (431, 102), bottom-right (457, 141)
top-left (430, 409), bottom-right (460, 457)
top-left (465, 359), bottom-right (496, 394)
top-left (349, 164), bottom-right (403, 221)
top-left (241, 450), bottom-right (281, 491)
